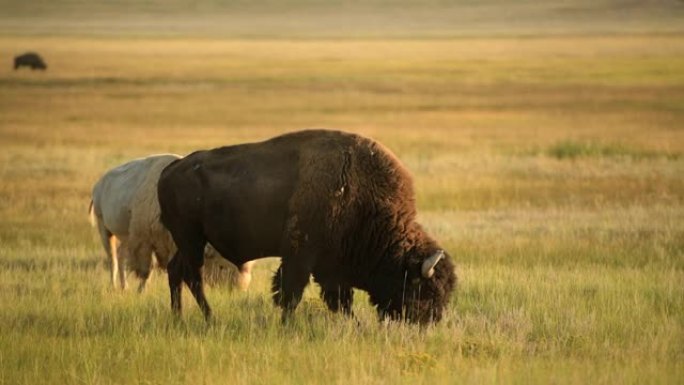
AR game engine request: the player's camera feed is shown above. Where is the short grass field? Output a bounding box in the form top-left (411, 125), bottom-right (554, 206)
top-left (1, 1), bottom-right (683, 384)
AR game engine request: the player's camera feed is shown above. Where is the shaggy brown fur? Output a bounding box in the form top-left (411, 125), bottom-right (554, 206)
top-left (159, 129), bottom-right (457, 324)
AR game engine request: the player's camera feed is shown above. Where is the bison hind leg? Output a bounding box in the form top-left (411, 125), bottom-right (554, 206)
top-left (319, 283), bottom-right (354, 317)
top-left (271, 259), bottom-right (312, 323)
top-left (183, 261), bottom-right (211, 321)
top-left (167, 251), bottom-right (183, 316)
top-left (128, 240), bottom-right (155, 293)
top-left (110, 236), bottom-right (129, 290)
top-left (165, 226), bottom-right (212, 321)
top-left (94, 220), bottom-right (122, 290)
top-left (181, 243), bottom-right (212, 321)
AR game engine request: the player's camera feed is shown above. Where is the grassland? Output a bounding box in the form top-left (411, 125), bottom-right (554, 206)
top-left (2, 0), bottom-right (684, 37)
top-left (1, 2), bottom-right (683, 383)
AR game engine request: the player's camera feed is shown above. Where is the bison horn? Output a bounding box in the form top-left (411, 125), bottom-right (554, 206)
top-left (421, 250), bottom-right (445, 278)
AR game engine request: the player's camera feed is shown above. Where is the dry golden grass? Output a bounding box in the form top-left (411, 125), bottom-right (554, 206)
top-left (0, 33), bottom-right (683, 384)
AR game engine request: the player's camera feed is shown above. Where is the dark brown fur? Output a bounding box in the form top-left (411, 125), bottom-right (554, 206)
top-left (158, 129), bottom-right (457, 324)
top-left (14, 52), bottom-right (47, 70)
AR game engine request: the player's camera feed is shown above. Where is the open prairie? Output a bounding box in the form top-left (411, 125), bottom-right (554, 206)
top-left (1, 1), bottom-right (683, 384)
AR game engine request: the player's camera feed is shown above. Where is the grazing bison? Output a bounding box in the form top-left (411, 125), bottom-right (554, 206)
top-left (158, 129), bottom-right (457, 324)
top-left (14, 52), bottom-right (47, 70)
top-left (90, 154), bottom-right (254, 292)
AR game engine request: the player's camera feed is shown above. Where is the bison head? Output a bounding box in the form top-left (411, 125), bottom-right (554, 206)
top-left (378, 249), bottom-right (457, 325)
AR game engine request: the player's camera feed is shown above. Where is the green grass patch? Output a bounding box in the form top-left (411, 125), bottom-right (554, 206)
top-left (547, 140), bottom-right (680, 160)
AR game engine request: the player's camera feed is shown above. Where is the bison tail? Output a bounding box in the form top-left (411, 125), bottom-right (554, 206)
top-left (88, 199), bottom-right (97, 227)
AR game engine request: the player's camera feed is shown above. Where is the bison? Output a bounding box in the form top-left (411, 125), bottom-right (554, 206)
top-left (14, 52), bottom-right (47, 70)
top-left (158, 129), bottom-right (456, 324)
top-left (90, 154), bottom-right (254, 292)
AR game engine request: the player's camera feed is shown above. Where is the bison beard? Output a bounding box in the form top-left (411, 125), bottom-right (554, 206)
top-left (158, 129), bottom-right (457, 324)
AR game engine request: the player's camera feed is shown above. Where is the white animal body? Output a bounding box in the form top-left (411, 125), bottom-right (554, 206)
top-left (89, 154), bottom-right (254, 291)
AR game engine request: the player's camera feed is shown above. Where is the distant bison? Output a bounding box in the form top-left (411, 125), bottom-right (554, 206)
top-left (90, 154), bottom-right (254, 292)
top-left (14, 52), bottom-right (47, 70)
top-left (158, 129), bottom-right (457, 324)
